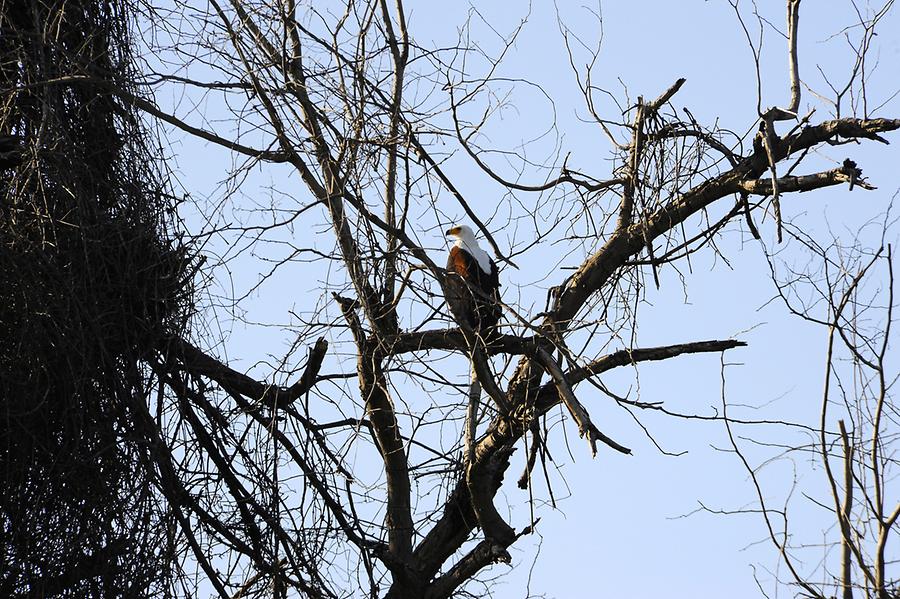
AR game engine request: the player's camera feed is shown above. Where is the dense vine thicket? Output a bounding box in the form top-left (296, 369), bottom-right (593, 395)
top-left (0, 0), bottom-right (193, 595)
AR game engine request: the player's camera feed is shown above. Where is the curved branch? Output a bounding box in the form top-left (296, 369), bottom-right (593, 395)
top-left (424, 538), bottom-right (514, 599)
top-left (166, 336), bottom-right (327, 408)
top-left (333, 294), bottom-right (414, 563)
top-left (738, 162), bottom-right (874, 195)
top-left (786, 0), bottom-right (802, 116)
top-left (533, 348), bottom-right (630, 456)
top-left (562, 339), bottom-right (747, 388)
top-left (26, 75), bottom-right (290, 162)
top-left (553, 117), bottom-right (900, 326)
top-left (450, 94), bottom-right (624, 195)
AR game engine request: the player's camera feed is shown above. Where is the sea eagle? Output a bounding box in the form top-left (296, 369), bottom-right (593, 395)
top-left (445, 224), bottom-right (501, 333)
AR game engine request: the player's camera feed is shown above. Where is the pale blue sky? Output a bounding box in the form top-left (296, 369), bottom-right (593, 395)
top-left (157, 0), bottom-right (900, 596)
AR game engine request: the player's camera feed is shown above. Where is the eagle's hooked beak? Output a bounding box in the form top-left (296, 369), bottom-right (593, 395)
top-left (445, 226), bottom-right (460, 237)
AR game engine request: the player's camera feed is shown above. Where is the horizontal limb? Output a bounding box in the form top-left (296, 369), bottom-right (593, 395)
top-left (164, 336), bottom-right (327, 408)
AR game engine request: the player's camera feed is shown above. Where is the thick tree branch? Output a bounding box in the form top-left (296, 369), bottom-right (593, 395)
top-left (738, 162), bottom-right (874, 195)
top-left (424, 539), bottom-right (513, 599)
top-left (562, 339), bottom-right (748, 388)
top-left (413, 338), bottom-right (745, 584)
top-left (533, 348), bottom-right (630, 456)
top-left (465, 444), bottom-right (516, 547)
top-left (552, 117), bottom-right (900, 327)
top-left (786, 0), bottom-right (802, 117)
top-left (333, 294), bottom-right (414, 567)
top-left (407, 483), bottom-right (478, 586)
top-left (379, 0), bottom-right (409, 323)
top-left (166, 336), bottom-right (327, 408)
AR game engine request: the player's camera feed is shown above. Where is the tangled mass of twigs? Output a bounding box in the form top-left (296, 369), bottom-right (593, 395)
top-left (0, 0), bottom-right (193, 594)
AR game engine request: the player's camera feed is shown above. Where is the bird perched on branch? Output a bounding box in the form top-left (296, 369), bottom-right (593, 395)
top-left (445, 224), bottom-right (501, 335)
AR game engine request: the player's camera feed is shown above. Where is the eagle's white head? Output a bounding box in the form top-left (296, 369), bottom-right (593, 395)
top-left (445, 224), bottom-right (477, 245)
top-left (446, 224), bottom-right (492, 273)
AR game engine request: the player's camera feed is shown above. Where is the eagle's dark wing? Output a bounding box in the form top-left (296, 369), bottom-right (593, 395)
top-left (446, 246), bottom-right (501, 331)
top-left (481, 258), bottom-right (501, 330)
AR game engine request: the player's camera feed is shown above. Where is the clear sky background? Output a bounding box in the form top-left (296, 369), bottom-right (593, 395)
top-left (155, 0), bottom-right (900, 597)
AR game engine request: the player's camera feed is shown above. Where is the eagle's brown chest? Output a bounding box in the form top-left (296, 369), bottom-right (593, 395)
top-left (448, 246), bottom-right (471, 278)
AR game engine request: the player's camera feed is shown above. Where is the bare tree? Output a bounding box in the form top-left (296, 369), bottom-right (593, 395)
top-left (726, 220), bottom-right (899, 598)
top-left (4, 0), bottom-right (900, 597)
